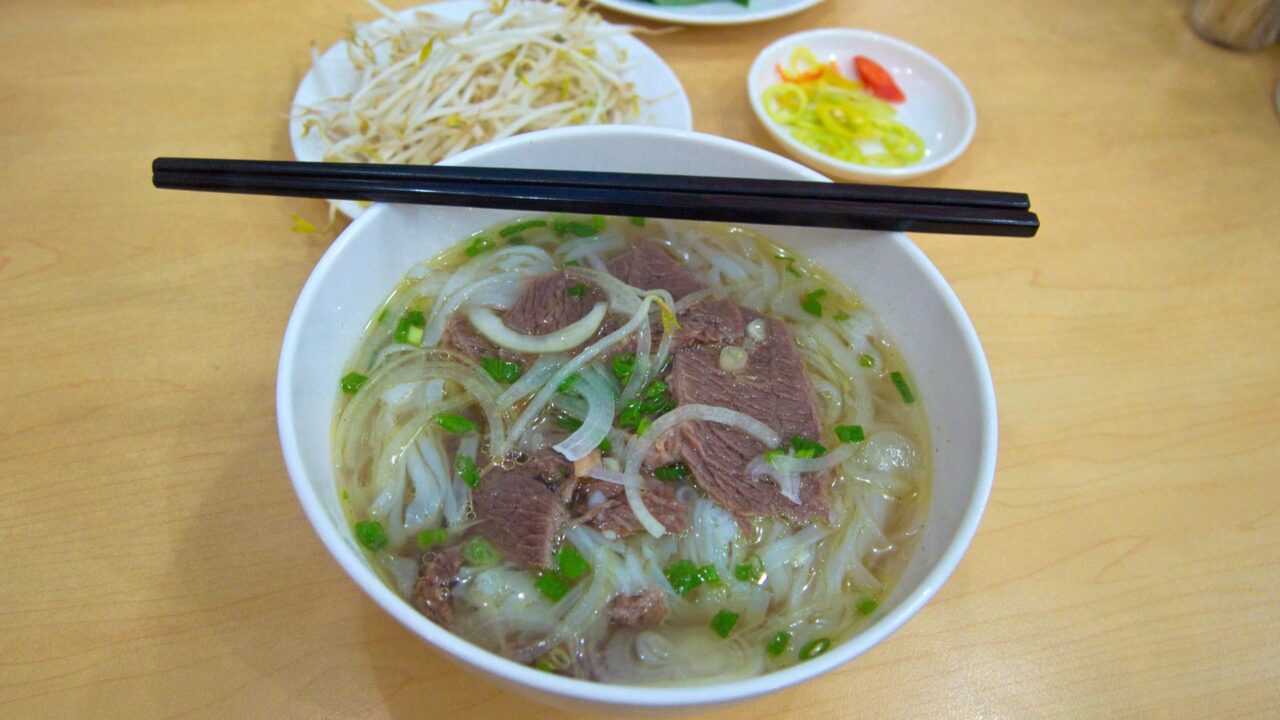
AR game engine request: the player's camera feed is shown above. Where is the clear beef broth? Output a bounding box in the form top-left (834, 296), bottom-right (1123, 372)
top-left (334, 215), bottom-right (931, 684)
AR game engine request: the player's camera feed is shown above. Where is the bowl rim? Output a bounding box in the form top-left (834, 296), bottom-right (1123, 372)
top-left (276, 125), bottom-right (996, 709)
top-left (747, 27), bottom-right (978, 181)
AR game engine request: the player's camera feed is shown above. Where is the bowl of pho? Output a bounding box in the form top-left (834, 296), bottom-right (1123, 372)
top-left (277, 125), bottom-right (996, 713)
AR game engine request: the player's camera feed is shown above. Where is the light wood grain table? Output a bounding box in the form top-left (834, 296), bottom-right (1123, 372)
top-left (2, 0), bottom-right (1277, 717)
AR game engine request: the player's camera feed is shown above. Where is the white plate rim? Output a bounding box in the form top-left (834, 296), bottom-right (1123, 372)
top-left (288, 0), bottom-right (694, 218)
top-left (590, 0), bottom-right (826, 27)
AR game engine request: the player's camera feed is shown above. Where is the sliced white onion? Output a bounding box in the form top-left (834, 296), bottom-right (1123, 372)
top-left (505, 296), bottom-right (658, 450)
top-left (467, 302), bottom-right (607, 354)
top-left (495, 353), bottom-right (567, 409)
top-left (746, 443), bottom-right (858, 504)
top-left (421, 271), bottom-right (528, 348)
top-left (553, 370), bottom-right (616, 461)
top-left (623, 404), bottom-right (781, 476)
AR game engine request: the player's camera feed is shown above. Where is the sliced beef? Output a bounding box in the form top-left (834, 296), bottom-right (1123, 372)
top-left (665, 302), bottom-right (829, 525)
top-left (443, 314), bottom-right (523, 365)
top-left (503, 271), bottom-right (607, 336)
top-left (471, 454), bottom-right (571, 569)
top-left (606, 239), bottom-right (706, 301)
top-left (572, 478), bottom-right (689, 537)
top-left (411, 545), bottom-right (463, 626)
top-left (609, 587), bottom-right (670, 627)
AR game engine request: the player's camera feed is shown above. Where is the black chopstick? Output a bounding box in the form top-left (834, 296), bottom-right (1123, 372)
top-left (151, 158), bottom-right (1039, 238)
top-left (154, 157), bottom-right (1031, 211)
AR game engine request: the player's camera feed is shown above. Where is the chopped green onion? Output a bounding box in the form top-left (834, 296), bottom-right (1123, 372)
top-left (635, 417), bottom-right (652, 436)
top-left (417, 528), bottom-right (448, 549)
top-left (535, 572), bottom-right (571, 601)
top-left (553, 218), bottom-right (597, 237)
top-left (340, 489), bottom-right (350, 501)
top-left (499, 219), bottom-right (547, 238)
top-left (786, 259), bottom-right (803, 277)
top-left (859, 353), bottom-right (876, 368)
top-left (612, 353), bottom-right (636, 382)
top-left (733, 554), bottom-right (766, 584)
top-left (617, 400), bottom-right (642, 430)
top-left (639, 393), bottom-right (674, 416)
top-left (340, 372), bottom-right (368, 394)
top-left (480, 357), bottom-right (522, 384)
top-left (566, 283), bottom-right (588, 299)
top-left (835, 425), bottom-right (866, 443)
top-left (767, 632), bottom-right (791, 656)
top-left (697, 564), bottom-right (722, 586)
top-left (833, 311), bottom-right (851, 322)
top-left (800, 288), bottom-right (827, 318)
top-left (653, 463), bottom-right (689, 481)
top-left (394, 309), bottom-right (426, 345)
top-left (643, 379), bottom-right (668, 398)
top-left (629, 216), bottom-right (646, 227)
top-left (710, 609), bottom-right (740, 638)
top-left (563, 259), bottom-right (580, 267)
top-left (556, 544), bottom-right (591, 581)
top-left (377, 307), bottom-right (389, 323)
top-left (557, 373), bottom-right (580, 393)
top-left (354, 520), bottom-right (387, 551)
top-left (533, 656), bottom-right (556, 672)
top-left (799, 638), bottom-right (831, 660)
top-left (462, 536), bottom-right (499, 566)
top-left (556, 415), bottom-right (583, 431)
top-left (664, 559), bottom-right (702, 596)
top-left (790, 436), bottom-right (827, 458)
top-left (590, 214), bottom-right (606, 230)
top-left (456, 454), bottom-right (479, 487)
top-left (597, 438), bottom-right (612, 453)
top-left (433, 413), bottom-right (477, 434)
top-left (856, 598), bottom-right (879, 615)
top-left (464, 236), bottom-right (494, 257)
top-left (891, 371), bottom-right (915, 403)
top-left (764, 448), bottom-right (784, 463)
top-left (506, 235), bottom-right (527, 246)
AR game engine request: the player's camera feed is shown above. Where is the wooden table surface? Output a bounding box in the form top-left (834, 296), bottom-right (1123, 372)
top-left (2, 0), bottom-right (1277, 717)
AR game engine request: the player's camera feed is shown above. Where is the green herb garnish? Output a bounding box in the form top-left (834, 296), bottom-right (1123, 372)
top-left (456, 454), bottom-right (479, 487)
top-left (856, 598), bottom-right (878, 615)
top-left (499, 219), bottom-right (547, 238)
top-left (790, 436), bottom-right (827, 458)
top-left (481, 357), bottom-right (522, 384)
top-left (859, 353), bottom-right (876, 368)
top-left (556, 544), bottom-right (591, 581)
top-left (835, 425), bottom-right (865, 443)
top-left (891, 371), bottom-right (915, 403)
top-left (394, 309), bottom-right (426, 345)
top-left (340, 372), bottom-right (368, 394)
top-left (799, 638), bottom-right (831, 660)
top-left (800, 288), bottom-right (827, 318)
top-left (653, 463), bottom-right (689, 481)
top-left (461, 536), bottom-right (499, 566)
top-left (710, 609), bottom-right (739, 638)
top-left (535, 572), bottom-right (571, 601)
top-left (557, 373), bottom-right (580, 393)
top-left (612, 353), bottom-right (636, 382)
top-left (566, 283), bottom-right (588, 299)
top-left (697, 564), bottom-right (722, 586)
top-left (733, 554), bottom-right (765, 584)
top-left (464, 236), bottom-right (495, 257)
top-left (417, 528), bottom-right (447, 549)
top-left (767, 632), bottom-right (791, 656)
top-left (354, 520), bottom-right (387, 551)
top-left (433, 413), bottom-right (477, 434)
top-left (664, 559), bottom-right (702, 596)
top-left (553, 218), bottom-right (597, 237)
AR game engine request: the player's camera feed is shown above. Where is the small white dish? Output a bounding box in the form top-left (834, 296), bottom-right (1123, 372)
top-left (289, 0), bottom-right (693, 218)
top-left (590, 0), bottom-right (825, 27)
top-left (748, 28), bottom-right (976, 183)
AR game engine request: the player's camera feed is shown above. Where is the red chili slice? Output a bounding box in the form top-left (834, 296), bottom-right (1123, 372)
top-left (853, 55), bottom-right (905, 103)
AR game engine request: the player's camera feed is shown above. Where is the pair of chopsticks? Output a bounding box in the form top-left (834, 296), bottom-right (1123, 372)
top-left (151, 158), bottom-right (1039, 237)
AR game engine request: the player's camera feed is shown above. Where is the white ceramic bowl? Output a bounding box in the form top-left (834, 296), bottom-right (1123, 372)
top-left (748, 29), bottom-right (977, 183)
top-left (277, 126), bottom-right (995, 714)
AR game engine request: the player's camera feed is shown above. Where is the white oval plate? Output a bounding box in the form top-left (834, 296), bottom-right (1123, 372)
top-left (289, 0), bottom-right (693, 218)
top-left (591, 0), bottom-right (825, 26)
